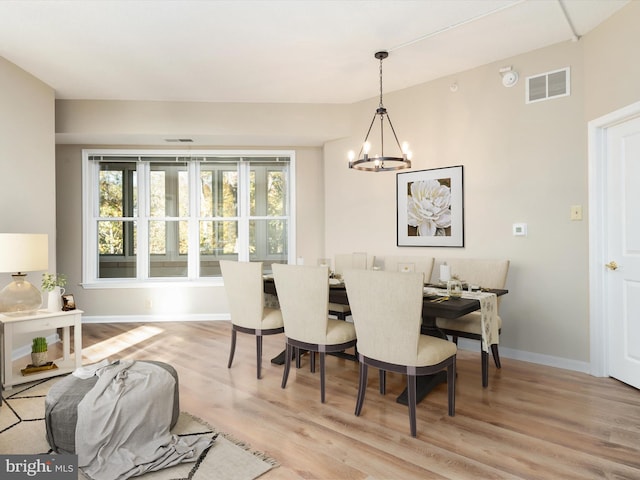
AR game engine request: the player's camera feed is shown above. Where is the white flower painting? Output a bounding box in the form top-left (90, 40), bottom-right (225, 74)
top-left (406, 179), bottom-right (452, 237)
top-left (397, 166), bottom-right (464, 247)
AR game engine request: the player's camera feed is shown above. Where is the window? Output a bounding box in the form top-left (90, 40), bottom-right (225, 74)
top-left (83, 150), bottom-right (295, 284)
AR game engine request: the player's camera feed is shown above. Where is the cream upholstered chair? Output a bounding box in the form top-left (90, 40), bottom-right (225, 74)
top-left (344, 269), bottom-right (457, 437)
top-left (272, 263), bottom-right (357, 403)
top-left (329, 253), bottom-right (368, 319)
top-left (434, 258), bottom-right (510, 387)
top-left (373, 255), bottom-right (434, 281)
top-left (220, 260), bottom-right (284, 379)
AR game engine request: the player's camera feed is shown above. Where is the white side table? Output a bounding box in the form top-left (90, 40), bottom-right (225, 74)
top-left (1, 309), bottom-right (83, 389)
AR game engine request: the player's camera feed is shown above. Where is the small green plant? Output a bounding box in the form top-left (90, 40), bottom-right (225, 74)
top-left (42, 273), bottom-right (67, 292)
top-left (32, 336), bottom-right (48, 353)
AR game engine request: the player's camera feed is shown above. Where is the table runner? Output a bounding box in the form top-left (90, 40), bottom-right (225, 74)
top-left (424, 287), bottom-right (498, 352)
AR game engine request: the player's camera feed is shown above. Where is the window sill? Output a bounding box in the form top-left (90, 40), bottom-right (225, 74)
top-left (80, 278), bottom-right (224, 289)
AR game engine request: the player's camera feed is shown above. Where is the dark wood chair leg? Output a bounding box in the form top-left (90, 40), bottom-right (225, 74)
top-left (407, 374), bottom-right (417, 438)
top-left (355, 363), bottom-right (368, 416)
top-left (447, 358), bottom-right (456, 416)
top-left (227, 329), bottom-right (237, 368)
top-left (481, 350), bottom-right (489, 387)
top-left (319, 352), bottom-right (326, 403)
top-left (281, 343), bottom-right (292, 388)
top-left (256, 335), bottom-right (263, 379)
top-left (295, 347), bottom-right (301, 369)
top-left (310, 351), bottom-right (316, 373)
top-left (491, 344), bottom-right (501, 369)
top-left (379, 369), bottom-right (386, 394)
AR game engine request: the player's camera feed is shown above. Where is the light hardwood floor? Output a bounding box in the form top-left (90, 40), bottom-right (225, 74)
top-left (75, 321), bottom-right (640, 480)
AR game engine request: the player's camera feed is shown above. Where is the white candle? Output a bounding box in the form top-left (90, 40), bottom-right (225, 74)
top-left (440, 264), bottom-right (451, 282)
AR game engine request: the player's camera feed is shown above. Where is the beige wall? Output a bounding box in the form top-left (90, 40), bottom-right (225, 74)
top-left (325, 39), bottom-right (590, 365)
top-left (47, 2), bottom-right (640, 369)
top-left (1, 56), bottom-right (57, 350)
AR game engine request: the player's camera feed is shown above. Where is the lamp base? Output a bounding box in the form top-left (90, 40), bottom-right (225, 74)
top-left (0, 273), bottom-right (43, 316)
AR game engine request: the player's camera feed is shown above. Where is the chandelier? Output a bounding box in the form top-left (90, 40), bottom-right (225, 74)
top-left (348, 51), bottom-right (412, 172)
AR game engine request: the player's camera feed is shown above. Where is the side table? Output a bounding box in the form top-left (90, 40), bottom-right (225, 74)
top-left (1, 309), bottom-right (83, 390)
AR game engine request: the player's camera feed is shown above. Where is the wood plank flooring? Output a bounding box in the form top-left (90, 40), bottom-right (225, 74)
top-left (75, 321), bottom-right (640, 480)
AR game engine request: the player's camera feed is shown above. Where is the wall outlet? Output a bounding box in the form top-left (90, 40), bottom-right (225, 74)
top-left (145, 299), bottom-right (153, 309)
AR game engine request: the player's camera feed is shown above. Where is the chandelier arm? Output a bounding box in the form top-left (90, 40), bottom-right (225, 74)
top-left (384, 114), bottom-right (405, 153)
top-left (358, 113), bottom-right (379, 157)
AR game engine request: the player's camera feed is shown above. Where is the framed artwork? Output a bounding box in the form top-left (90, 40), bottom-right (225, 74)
top-left (62, 294), bottom-right (76, 311)
top-left (397, 165), bottom-right (464, 247)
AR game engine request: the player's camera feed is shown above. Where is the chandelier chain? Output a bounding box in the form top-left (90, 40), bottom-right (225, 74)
top-left (379, 56), bottom-right (384, 108)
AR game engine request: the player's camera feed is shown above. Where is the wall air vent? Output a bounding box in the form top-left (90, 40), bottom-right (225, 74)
top-left (526, 67), bottom-right (570, 104)
top-left (164, 138), bottom-right (194, 143)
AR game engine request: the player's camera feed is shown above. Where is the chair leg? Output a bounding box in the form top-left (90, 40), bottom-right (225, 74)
top-left (256, 335), bottom-right (263, 379)
top-left (310, 351), bottom-right (316, 373)
top-left (447, 358), bottom-right (456, 417)
top-left (452, 336), bottom-right (459, 344)
top-left (281, 343), bottom-right (292, 389)
top-left (379, 369), bottom-right (386, 394)
top-left (355, 363), bottom-right (368, 416)
top-left (295, 347), bottom-right (302, 369)
top-left (227, 329), bottom-right (237, 368)
top-left (407, 374), bottom-right (417, 438)
top-left (481, 350), bottom-right (489, 388)
top-left (491, 344), bottom-right (502, 369)
top-left (319, 352), bottom-right (326, 403)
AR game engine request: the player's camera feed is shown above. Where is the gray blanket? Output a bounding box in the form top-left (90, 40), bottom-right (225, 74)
top-left (76, 360), bottom-right (214, 480)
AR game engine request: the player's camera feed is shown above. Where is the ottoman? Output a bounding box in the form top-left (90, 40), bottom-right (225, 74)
top-left (45, 360), bottom-right (180, 454)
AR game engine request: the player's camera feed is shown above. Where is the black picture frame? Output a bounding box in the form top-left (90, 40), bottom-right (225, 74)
top-left (397, 165), bottom-right (464, 247)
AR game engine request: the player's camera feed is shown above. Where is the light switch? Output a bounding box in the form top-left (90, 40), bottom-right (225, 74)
top-left (570, 205), bottom-right (583, 221)
top-left (513, 223), bottom-right (527, 236)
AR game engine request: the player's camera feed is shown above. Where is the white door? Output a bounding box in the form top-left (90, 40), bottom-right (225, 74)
top-left (605, 115), bottom-right (640, 388)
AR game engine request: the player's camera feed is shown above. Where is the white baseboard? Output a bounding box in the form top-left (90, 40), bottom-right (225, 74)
top-left (456, 338), bottom-right (591, 374)
top-left (81, 313), bottom-right (230, 324)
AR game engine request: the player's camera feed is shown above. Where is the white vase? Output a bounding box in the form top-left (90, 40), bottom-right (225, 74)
top-left (47, 286), bottom-right (65, 312)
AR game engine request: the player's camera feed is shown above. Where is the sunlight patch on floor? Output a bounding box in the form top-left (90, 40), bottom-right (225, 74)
top-left (82, 325), bottom-right (164, 363)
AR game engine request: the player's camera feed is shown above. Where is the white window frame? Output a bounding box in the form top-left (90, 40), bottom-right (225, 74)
top-left (82, 149), bottom-right (296, 288)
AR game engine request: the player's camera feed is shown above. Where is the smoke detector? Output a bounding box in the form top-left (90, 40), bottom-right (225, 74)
top-left (499, 66), bottom-right (519, 88)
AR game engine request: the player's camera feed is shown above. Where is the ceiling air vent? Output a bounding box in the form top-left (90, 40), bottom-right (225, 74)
top-left (526, 67), bottom-right (570, 104)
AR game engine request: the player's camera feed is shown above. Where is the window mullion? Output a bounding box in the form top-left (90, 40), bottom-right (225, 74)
top-left (137, 161), bottom-right (150, 280)
top-left (238, 160), bottom-right (250, 262)
top-left (189, 161), bottom-right (200, 279)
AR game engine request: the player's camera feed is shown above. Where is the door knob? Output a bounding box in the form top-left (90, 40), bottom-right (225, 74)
top-left (605, 261), bottom-right (619, 271)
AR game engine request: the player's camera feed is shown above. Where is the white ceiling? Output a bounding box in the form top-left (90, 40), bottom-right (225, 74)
top-left (0, 0), bottom-right (629, 105)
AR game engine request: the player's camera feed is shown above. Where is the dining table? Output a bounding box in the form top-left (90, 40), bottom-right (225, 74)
top-left (263, 276), bottom-right (508, 405)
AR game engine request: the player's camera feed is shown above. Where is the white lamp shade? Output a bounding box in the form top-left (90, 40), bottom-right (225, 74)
top-left (0, 233), bottom-right (49, 273)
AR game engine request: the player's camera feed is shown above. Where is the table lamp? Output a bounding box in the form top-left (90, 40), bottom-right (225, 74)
top-left (0, 233), bottom-right (49, 315)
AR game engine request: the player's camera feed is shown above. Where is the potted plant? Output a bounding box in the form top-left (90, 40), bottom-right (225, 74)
top-left (42, 273), bottom-right (67, 311)
top-left (31, 336), bottom-right (48, 367)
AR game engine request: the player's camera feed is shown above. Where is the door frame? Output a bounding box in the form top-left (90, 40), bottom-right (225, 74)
top-left (588, 100), bottom-right (640, 377)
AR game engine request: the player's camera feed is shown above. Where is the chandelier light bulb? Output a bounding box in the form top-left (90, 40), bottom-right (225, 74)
top-left (363, 141), bottom-right (371, 154)
top-left (402, 142), bottom-right (410, 154)
top-left (348, 150), bottom-right (355, 163)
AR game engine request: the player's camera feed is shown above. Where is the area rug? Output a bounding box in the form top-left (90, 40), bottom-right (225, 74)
top-left (1, 377), bottom-right (278, 480)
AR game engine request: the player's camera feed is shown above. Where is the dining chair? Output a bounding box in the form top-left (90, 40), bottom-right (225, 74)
top-left (434, 258), bottom-right (510, 387)
top-left (372, 255), bottom-right (434, 281)
top-left (343, 269), bottom-right (457, 437)
top-left (272, 263), bottom-right (357, 403)
top-left (329, 253), bottom-right (368, 319)
top-left (220, 260), bottom-right (284, 379)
